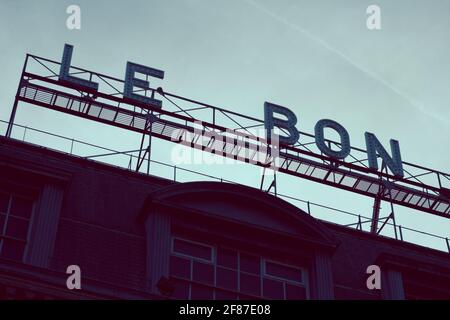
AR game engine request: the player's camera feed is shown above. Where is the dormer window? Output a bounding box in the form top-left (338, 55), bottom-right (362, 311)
top-left (169, 236), bottom-right (309, 300)
top-left (141, 181), bottom-right (337, 300)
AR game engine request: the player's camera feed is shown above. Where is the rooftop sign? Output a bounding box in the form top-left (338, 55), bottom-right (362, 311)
top-left (5, 43), bottom-right (449, 221)
top-left (59, 44), bottom-right (405, 178)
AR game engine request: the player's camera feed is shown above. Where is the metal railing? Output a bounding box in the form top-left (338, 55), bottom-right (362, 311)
top-left (1, 119), bottom-right (449, 253)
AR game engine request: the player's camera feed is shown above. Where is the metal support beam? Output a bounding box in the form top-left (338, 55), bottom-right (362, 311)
top-left (260, 168), bottom-right (277, 196)
top-left (370, 197), bottom-right (382, 234)
top-left (5, 98), bottom-right (19, 138)
top-left (6, 55), bottom-right (29, 137)
top-left (135, 113), bottom-right (153, 174)
top-left (356, 215), bottom-right (362, 230)
top-left (11, 54), bottom-right (450, 219)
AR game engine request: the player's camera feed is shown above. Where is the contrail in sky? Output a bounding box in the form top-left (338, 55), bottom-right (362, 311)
top-left (244, 0), bottom-right (448, 126)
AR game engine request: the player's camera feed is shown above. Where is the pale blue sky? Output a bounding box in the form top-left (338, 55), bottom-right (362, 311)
top-left (0, 0), bottom-right (449, 250)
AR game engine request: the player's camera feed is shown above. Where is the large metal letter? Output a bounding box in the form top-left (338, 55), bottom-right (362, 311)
top-left (59, 44), bottom-right (99, 90)
top-left (264, 102), bottom-right (299, 145)
top-left (365, 132), bottom-right (404, 177)
top-left (315, 119), bottom-right (351, 159)
top-left (124, 62), bottom-right (164, 108)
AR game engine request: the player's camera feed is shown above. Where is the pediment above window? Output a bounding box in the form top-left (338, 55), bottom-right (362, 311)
top-left (140, 181), bottom-right (338, 251)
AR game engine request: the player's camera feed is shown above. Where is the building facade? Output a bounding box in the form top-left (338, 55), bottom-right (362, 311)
top-left (1, 136), bottom-right (450, 300)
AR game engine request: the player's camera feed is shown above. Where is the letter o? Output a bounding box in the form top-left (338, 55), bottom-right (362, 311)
top-left (314, 119), bottom-right (351, 159)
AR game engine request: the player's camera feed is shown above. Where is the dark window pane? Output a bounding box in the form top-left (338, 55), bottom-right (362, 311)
top-left (6, 217), bottom-right (29, 239)
top-left (1, 239), bottom-right (25, 261)
top-left (10, 197), bottom-right (33, 219)
top-left (0, 214), bottom-right (5, 235)
top-left (217, 247), bottom-right (237, 269)
top-left (265, 261), bottom-right (302, 283)
top-left (217, 267), bottom-right (237, 291)
top-left (0, 193), bottom-right (9, 213)
top-left (286, 284), bottom-right (307, 300)
top-left (171, 279), bottom-right (190, 299)
top-left (240, 273), bottom-right (260, 297)
top-left (215, 290), bottom-right (238, 300)
top-left (170, 256), bottom-right (191, 280)
top-left (193, 261), bottom-right (214, 285)
top-left (191, 284), bottom-right (214, 300)
top-left (240, 253), bottom-right (260, 275)
top-left (263, 278), bottom-right (284, 299)
top-left (173, 239), bottom-right (212, 261)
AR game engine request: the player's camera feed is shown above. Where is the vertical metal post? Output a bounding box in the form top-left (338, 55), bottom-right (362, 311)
top-left (389, 202), bottom-right (398, 239)
top-left (146, 112), bottom-right (154, 175)
top-left (260, 167), bottom-right (266, 190)
top-left (437, 172), bottom-right (442, 189)
top-left (370, 197), bottom-right (381, 234)
top-left (147, 126), bottom-right (152, 175)
top-left (399, 225), bottom-right (404, 241)
top-left (135, 112), bottom-right (153, 174)
top-left (6, 99), bottom-right (19, 138)
top-left (446, 238), bottom-right (450, 254)
top-left (6, 55), bottom-right (29, 138)
top-left (128, 155), bottom-right (132, 169)
top-left (273, 172), bottom-right (277, 196)
top-left (136, 132), bottom-right (146, 172)
top-left (357, 215), bottom-right (362, 230)
top-left (391, 212), bottom-right (398, 240)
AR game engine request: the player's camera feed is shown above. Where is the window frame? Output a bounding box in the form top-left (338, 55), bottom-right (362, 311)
top-left (262, 258), bottom-right (310, 299)
top-left (169, 236), bottom-right (310, 300)
top-left (262, 258), bottom-right (307, 285)
top-left (0, 190), bottom-right (36, 261)
top-left (171, 236), bottom-right (215, 263)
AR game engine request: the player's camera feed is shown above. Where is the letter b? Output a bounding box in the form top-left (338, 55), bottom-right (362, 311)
top-left (264, 102), bottom-right (299, 146)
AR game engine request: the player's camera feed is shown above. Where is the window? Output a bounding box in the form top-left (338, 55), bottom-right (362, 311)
top-left (173, 238), bottom-right (213, 262)
top-left (263, 260), bottom-right (308, 299)
top-left (169, 237), bottom-right (309, 300)
top-left (0, 191), bottom-right (34, 261)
